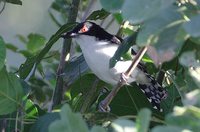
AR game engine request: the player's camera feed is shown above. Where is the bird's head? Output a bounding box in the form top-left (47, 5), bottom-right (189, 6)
top-left (61, 21), bottom-right (114, 41)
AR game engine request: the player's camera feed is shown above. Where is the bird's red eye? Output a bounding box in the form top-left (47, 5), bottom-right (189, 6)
top-left (80, 25), bottom-right (88, 33)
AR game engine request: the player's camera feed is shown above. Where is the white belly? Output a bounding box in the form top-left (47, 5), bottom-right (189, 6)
top-left (75, 36), bottom-right (138, 85)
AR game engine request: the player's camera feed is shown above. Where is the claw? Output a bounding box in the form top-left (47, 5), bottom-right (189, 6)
top-left (98, 101), bottom-right (111, 112)
top-left (120, 73), bottom-right (129, 85)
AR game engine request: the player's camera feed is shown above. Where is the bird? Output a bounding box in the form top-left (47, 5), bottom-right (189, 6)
top-left (61, 21), bottom-right (167, 111)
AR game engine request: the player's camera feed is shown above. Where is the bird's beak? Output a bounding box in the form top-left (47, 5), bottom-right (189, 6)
top-left (61, 30), bottom-right (77, 39)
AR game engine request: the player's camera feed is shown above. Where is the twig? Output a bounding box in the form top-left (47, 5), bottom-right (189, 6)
top-left (49, 0), bottom-right (80, 112)
top-left (99, 46), bottom-right (148, 111)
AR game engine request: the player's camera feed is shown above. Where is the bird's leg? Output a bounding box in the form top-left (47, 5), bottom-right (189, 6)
top-left (98, 73), bottom-right (128, 112)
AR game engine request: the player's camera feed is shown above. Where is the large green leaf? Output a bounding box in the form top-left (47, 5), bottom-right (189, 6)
top-left (48, 104), bottom-right (89, 132)
top-left (100, 0), bottom-right (124, 13)
top-left (30, 112), bottom-right (60, 132)
top-left (0, 67), bottom-right (24, 115)
top-left (27, 34), bottom-right (46, 53)
top-left (137, 7), bottom-right (182, 47)
top-left (183, 14), bottom-right (200, 37)
top-left (136, 108), bottom-right (151, 132)
top-left (122, 0), bottom-right (175, 24)
top-left (0, 37), bottom-right (6, 71)
top-left (111, 119), bottom-right (136, 132)
top-left (152, 126), bottom-right (186, 132)
top-left (18, 23), bottom-right (77, 79)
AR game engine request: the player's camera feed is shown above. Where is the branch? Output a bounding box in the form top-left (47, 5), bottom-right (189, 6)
top-left (99, 46), bottom-right (148, 111)
top-left (49, 0), bottom-right (81, 112)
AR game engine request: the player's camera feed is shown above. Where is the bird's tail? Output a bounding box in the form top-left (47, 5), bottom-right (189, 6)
top-left (137, 73), bottom-right (167, 112)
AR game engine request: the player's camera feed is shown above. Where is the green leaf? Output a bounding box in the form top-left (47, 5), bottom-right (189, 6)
top-left (27, 34), bottom-right (46, 53)
top-left (0, 67), bottom-right (24, 115)
top-left (136, 108), bottom-right (151, 132)
top-left (152, 126), bottom-right (186, 132)
top-left (86, 9), bottom-right (110, 21)
top-left (6, 0), bottom-right (22, 5)
top-left (137, 8), bottom-right (182, 46)
top-left (30, 112), bottom-right (60, 132)
top-left (49, 104), bottom-right (89, 132)
top-left (183, 14), bottom-right (200, 37)
top-left (100, 0), bottom-right (124, 13)
top-left (16, 34), bottom-right (28, 44)
top-left (90, 126), bottom-right (106, 132)
top-left (122, 0), bottom-right (175, 24)
top-left (166, 106), bottom-right (200, 132)
top-left (111, 119), bottom-right (136, 132)
top-left (0, 37), bottom-right (6, 71)
top-left (6, 43), bottom-right (18, 52)
top-left (19, 56), bottom-right (36, 79)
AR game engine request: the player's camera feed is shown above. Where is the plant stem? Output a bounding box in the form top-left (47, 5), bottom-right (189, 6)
top-left (50, 0), bottom-right (80, 111)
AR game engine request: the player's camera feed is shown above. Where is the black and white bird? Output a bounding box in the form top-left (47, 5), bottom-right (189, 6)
top-left (61, 21), bottom-right (167, 111)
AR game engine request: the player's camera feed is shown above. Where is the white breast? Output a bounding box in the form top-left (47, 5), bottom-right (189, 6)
top-left (75, 35), bottom-right (138, 85)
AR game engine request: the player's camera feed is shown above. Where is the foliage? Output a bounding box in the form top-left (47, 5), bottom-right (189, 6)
top-left (0, 0), bottom-right (200, 132)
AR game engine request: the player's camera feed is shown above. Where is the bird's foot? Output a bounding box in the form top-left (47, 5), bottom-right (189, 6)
top-left (98, 101), bottom-right (111, 112)
top-left (120, 73), bottom-right (129, 85)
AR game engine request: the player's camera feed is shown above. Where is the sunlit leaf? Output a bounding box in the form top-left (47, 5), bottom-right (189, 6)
top-left (122, 0), bottom-right (175, 24)
top-left (111, 119), bottom-right (136, 132)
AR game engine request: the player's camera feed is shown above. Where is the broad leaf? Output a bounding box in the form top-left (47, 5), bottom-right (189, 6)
top-left (122, 0), bottom-right (175, 24)
top-left (137, 7), bottom-right (182, 47)
top-left (111, 119), bottom-right (136, 132)
top-left (48, 104), bottom-right (88, 132)
top-left (136, 108), bottom-right (151, 132)
top-left (30, 112), bottom-right (60, 132)
top-left (27, 34), bottom-right (46, 53)
top-left (152, 126), bottom-right (186, 132)
top-left (0, 67), bottom-right (24, 115)
top-left (0, 37), bottom-right (6, 71)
